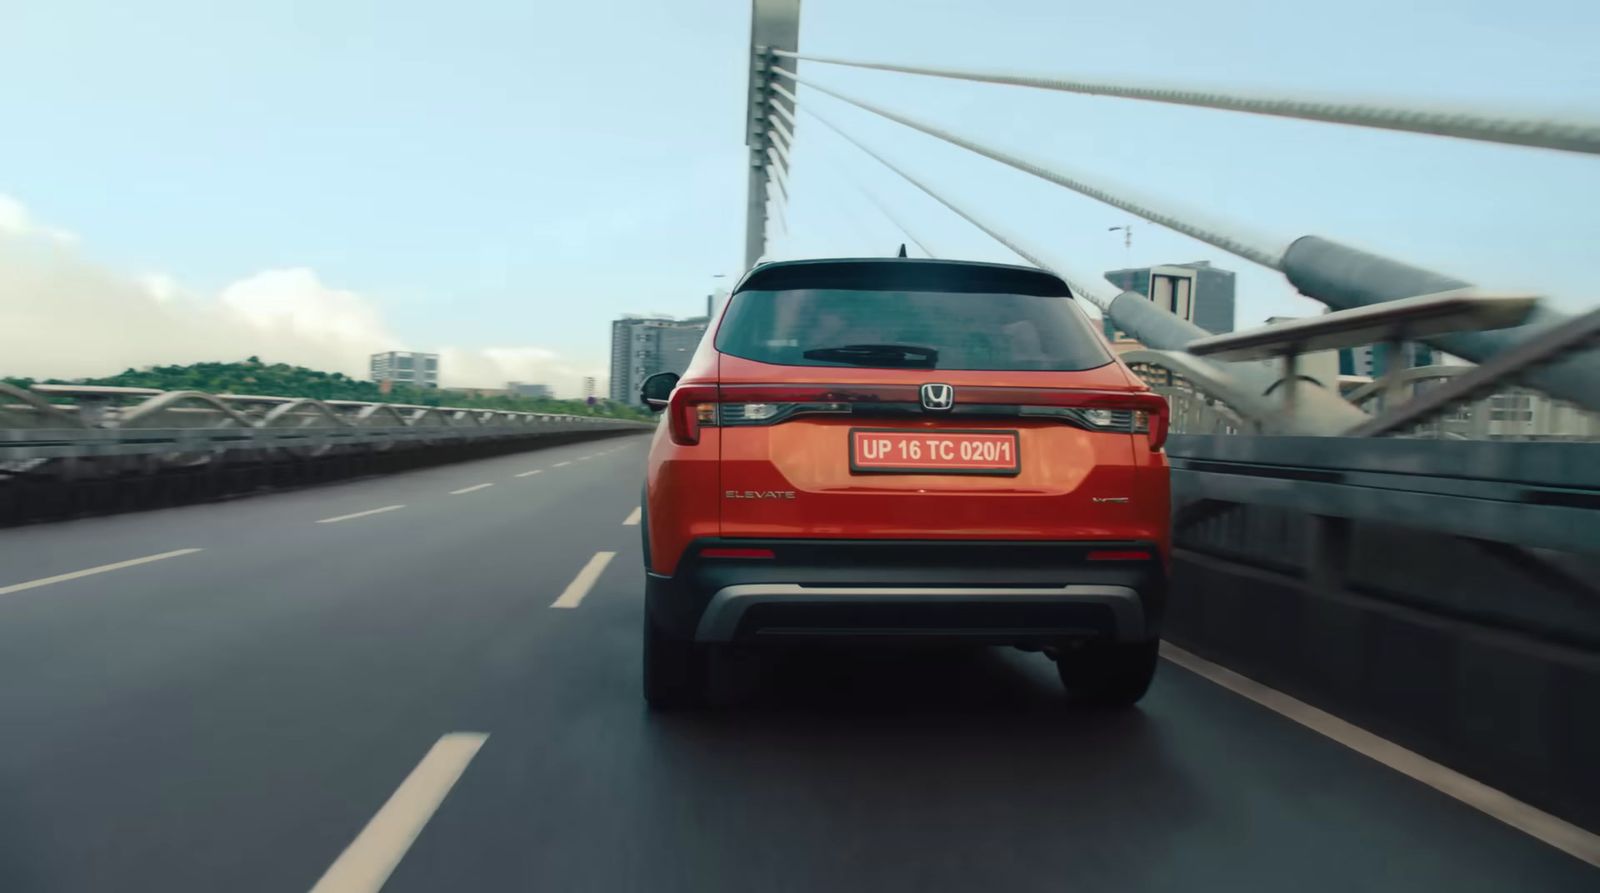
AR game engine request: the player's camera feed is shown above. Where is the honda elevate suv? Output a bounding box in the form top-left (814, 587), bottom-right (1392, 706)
top-left (638, 258), bottom-right (1170, 709)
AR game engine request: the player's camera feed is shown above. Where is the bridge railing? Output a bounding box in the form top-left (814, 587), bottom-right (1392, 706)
top-left (0, 384), bottom-right (649, 523)
top-left (1164, 432), bottom-right (1600, 831)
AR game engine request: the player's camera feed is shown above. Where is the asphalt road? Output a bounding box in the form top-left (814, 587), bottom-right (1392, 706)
top-left (0, 432), bottom-right (1593, 892)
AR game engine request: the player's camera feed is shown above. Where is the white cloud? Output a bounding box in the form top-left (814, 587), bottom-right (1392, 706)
top-left (0, 194), bottom-right (77, 245)
top-left (0, 195), bottom-right (26, 232)
top-left (219, 269), bottom-right (392, 346)
top-left (0, 194), bottom-right (603, 397)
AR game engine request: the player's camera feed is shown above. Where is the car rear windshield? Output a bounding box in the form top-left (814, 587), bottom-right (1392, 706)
top-left (715, 288), bottom-right (1113, 371)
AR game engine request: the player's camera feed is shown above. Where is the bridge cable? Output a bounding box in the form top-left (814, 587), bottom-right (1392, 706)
top-left (765, 179), bottom-right (789, 238)
top-left (767, 114), bottom-right (797, 156)
top-left (771, 81), bottom-right (905, 256)
top-left (770, 67), bottom-right (1286, 271)
top-left (800, 104), bottom-right (1114, 308)
top-left (842, 168), bottom-right (939, 259)
top-left (856, 183), bottom-right (938, 259)
top-left (767, 94), bottom-right (799, 131)
top-left (772, 49), bottom-right (1600, 157)
top-left (765, 145), bottom-right (791, 202)
top-left (767, 136), bottom-right (793, 176)
top-left (776, 97), bottom-right (939, 258)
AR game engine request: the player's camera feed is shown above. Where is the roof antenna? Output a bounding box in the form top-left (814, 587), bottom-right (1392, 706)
top-left (897, 243), bottom-right (908, 258)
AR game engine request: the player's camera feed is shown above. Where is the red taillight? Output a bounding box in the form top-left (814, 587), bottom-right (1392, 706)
top-left (1007, 389), bottom-right (1165, 452)
top-left (667, 384), bottom-right (718, 445)
top-left (1087, 550), bottom-right (1153, 561)
top-left (699, 547), bottom-right (776, 559)
top-left (1128, 398), bottom-right (1170, 452)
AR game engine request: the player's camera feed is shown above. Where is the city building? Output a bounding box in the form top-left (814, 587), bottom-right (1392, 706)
top-left (369, 351), bottom-right (439, 389)
top-left (582, 377), bottom-right (597, 401)
top-left (508, 382), bottom-right (553, 399)
top-left (1364, 371), bottom-right (1600, 440)
top-left (1102, 261), bottom-right (1236, 344)
top-left (609, 316), bottom-right (709, 403)
top-left (1339, 342), bottom-right (1435, 378)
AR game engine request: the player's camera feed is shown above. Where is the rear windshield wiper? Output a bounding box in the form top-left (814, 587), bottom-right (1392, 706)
top-left (801, 343), bottom-right (939, 368)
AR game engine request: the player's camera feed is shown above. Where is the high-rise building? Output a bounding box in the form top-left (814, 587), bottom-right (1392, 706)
top-left (1101, 261), bottom-right (1236, 344)
top-left (609, 316), bottom-right (709, 403)
top-left (370, 351), bottom-right (439, 389)
top-left (582, 377), bottom-right (597, 400)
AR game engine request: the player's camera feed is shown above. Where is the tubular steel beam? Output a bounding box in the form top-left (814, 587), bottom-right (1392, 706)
top-left (1349, 307), bottom-right (1600, 437)
top-left (1283, 236), bottom-right (1600, 413)
top-left (1186, 291), bottom-right (1538, 361)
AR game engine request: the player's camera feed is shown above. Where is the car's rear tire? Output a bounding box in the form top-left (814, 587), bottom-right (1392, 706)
top-left (643, 611), bottom-right (705, 710)
top-left (1055, 639), bottom-right (1159, 707)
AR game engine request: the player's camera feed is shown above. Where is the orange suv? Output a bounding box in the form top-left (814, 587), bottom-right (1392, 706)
top-left (638, 258), bottom-right (1170, 708)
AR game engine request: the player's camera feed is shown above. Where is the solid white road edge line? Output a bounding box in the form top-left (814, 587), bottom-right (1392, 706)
top-left (307, 732), bottom-right (489, 893)
top-left (1160, 642), bottom-right (1600, 868)
top-left (0, 548), bottom-right (204, 597)
top-left (622, 507), bottom-right (642, 526)
top-left (448, 483), bottom-right (494, 495)
top-left (514, 469), bottom-right (544, 478)
top-left (550, 551), bottom-right (616, 609)
top-left (316, 505), bottom-right (406, 524)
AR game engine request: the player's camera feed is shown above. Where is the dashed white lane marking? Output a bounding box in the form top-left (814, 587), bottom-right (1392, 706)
top-left (622, 507), bottom-right (641, 526)
top-left (577, 455), bottom-right (592, 461)
top-left (550, 551), bottom-right (616, 609)
top-left (0, 549), bottom-right (204, 597)
top-left (514, 469), bottom-right (543, 478)
top-left (1161, 643), bottom-right (1600, 868)
top-left (448, 483), bottom-right (493, 495)
top-left (552, 461), bottom-right (572, 468)
top-left (308, 732), bottom-right (489, 893)
top-left (317, 505), bottom-right (405, 524)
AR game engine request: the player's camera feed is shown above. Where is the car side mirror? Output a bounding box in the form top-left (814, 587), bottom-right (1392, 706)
top-left (639, 372), bottom-right (679, 411)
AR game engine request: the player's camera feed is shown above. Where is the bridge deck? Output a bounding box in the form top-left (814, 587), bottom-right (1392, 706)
top-left (0, 434), bottom-right (1592, 891)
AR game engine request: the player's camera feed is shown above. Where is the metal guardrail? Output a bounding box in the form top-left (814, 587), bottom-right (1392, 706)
top-left (1168, 434), bottom-right (1600, 556)
top-left (1, 385), bottom-right (650, 466)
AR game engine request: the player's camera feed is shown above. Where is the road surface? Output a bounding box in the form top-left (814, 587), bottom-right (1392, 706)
top-left (0, 433), bottom-right (1593, 891)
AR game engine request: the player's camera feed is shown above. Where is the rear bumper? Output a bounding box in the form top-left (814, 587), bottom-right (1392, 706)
top-left (646, 539), bottom-right (1167, 645)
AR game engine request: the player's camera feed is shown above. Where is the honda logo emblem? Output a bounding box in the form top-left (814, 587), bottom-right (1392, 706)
top-left (920, 383), bottom-right (955, 412)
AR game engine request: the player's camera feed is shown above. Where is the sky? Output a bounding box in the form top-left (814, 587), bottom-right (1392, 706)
top-left (1, 0), bottom-right (1597, 396)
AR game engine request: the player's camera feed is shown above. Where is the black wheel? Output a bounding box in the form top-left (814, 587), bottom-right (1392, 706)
top-left (643, 611), bottom-right (705, 710)
top-left (1055, 640), bottom-right (1159, 707)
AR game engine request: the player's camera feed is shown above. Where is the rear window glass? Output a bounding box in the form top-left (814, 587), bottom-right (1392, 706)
top-left (715, 288), bottom-right (1113, 371)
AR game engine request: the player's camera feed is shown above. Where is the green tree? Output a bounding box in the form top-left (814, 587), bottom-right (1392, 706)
top-left (13, 360), bottom-right (649, 420)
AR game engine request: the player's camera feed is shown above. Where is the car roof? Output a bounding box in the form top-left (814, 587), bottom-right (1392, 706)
top-left (732, 257), bottom-right (1074, 298)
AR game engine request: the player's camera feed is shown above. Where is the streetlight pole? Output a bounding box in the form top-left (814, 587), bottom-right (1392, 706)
top-left (1108, 224), bottom-right (1132, 269)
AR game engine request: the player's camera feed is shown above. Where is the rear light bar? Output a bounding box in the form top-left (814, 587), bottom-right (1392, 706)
top-left (699, 547), bottom-right (776, 559)
top-left (669, 385), bottom-right (1168, 451)
top-left (1087, 549), bottom-right (1153, 562)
